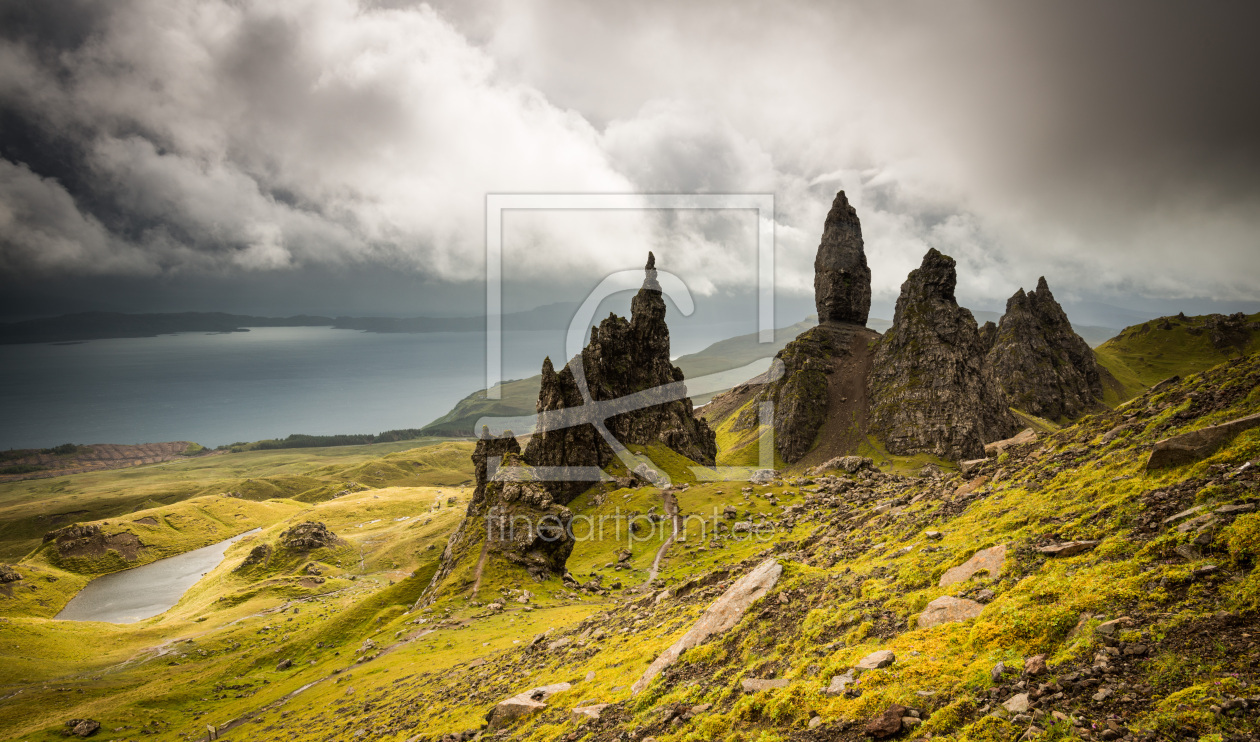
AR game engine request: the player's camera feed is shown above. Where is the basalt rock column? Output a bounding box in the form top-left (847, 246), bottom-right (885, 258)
top-left (814, 191), bottom-right (872, 325)
top-left (868, 248), bottom-right (1018, 460)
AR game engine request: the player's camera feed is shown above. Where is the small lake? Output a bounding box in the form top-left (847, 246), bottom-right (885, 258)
top-left (55, 529), bottom-right (260, 623)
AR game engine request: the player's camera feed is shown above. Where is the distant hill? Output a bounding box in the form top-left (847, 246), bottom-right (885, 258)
top-left (420, 318), bottom-right (820, 437)
top-left (0, 304), bottom-right (582, 344)
top-left (1094, 311), bottom-right (1260, 404)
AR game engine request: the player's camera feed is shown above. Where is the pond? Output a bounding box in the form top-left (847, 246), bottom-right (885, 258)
top-left (55, 529), bottom-right (260, 623)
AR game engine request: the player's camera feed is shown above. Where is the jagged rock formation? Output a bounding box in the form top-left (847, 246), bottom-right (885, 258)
top-left (0, 565), bottom-right (21, 583)
top-left (814, 191), bottom-right (872, 325)
top-left (868, 248), bottom-right (1018, 460)
top-left (1206, 312), bottom-right (1253, 353)
top-left (422, 432), bottom-right (574, 603)
top-left (984, 277), bottom-right (1103, 420)
top-left (523, 253), bottom-right (715, 503)
top-left (279, 522), bottom-right (341, 551)
top-left (735, 192), bottom-right (878, 463)
top-left (978, 321), bottom-right (998, 354)
top-left (983, 277), bottom-right (1102, 420)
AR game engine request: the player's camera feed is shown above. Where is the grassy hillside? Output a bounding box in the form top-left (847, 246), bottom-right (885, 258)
top-left (0, 438), bottom-right (473, 562)
top-left (1094, 312), bottom-right (1260, 405)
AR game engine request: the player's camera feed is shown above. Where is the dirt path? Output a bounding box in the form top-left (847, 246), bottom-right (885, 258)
top-left (643, 490), bottom-right (680, 589)
top-left (470, 538), bottom-right (491, 596)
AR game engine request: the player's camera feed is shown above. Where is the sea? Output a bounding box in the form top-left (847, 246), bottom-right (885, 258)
top-left (0, 322), bottom-right (749, 450)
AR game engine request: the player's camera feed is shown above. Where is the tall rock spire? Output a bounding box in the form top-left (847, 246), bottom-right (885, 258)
top-left (814, 191), bottom-right (872, 325)
top-left (522, 253), bottom-right (716, 504)
top-left (984, 276), bottom-right (1103, 420)
top-left (867, 248), bottom-right (1018, 460)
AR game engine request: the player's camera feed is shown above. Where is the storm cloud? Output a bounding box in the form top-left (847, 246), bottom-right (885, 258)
top-left (1, 0), bottom-right (1258, 315)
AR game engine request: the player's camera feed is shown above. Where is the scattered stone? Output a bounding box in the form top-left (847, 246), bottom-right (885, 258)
top-left (939, 543), bottom-right (1006, 586)
top-left (1003, 693), bottom-right (1030, 714)
top-left (276, 659), bottom-right (292, 671)
top-left (1024, 654), bottom-right (1048, 676)
top-left (924, 531), bottom-right (944, 541)
top-left (741, 678), bottom-right (789, 692)
top-left (864, 704), bottom-right (909, 739)
top-left (809, 715), bottom-right (823, 729)
top-left (1036, 540), bottom-right (1100, 558)
top-left (486, 682), bottom-right (571, 729)
top-left (856, 649), bottom-right (896, 671)
top-left (1095, 617), bottom-right (1133, 636)
top-left (63, 719), bottom-right (100, 738)
top-left (571, 704), bottom-right (609, 722)
top-left (960, 459), bottom-right (987, 475)
top-left (825, 670), bottom-right (858, 696)
top-left (749, 469), bottom-right (780, 485)
top-left (631, 559), bottom-right (782, 695)
top-left (917, 596), bottom-right (985, 629)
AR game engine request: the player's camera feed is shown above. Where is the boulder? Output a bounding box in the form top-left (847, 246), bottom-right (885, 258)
top-left (631, 559), bottom-right (782, 695)
top-left (868, 248), bottom-right (1019, 461)
top-left (1146, 412), bottom-right (1260, 470)
top-left (824, 669), bottom-right (858, 696)
top-left (856, 649), bottom-right (896, 670)
top-left (917, 596), bottom-right (985, 629)
top-left (985, 428), bottom-right (1037, 457)
top-left (1036, 540), bottom-right (1099, 558)
top-left (864, 704), bottom-right (908, 739)
top-left (749, 469), bottom-right (780, 485)
top-left (64, 719), bottom-right (100, 737)
top-left (486, 682), bottom-right (571, 729)
top-left (1003, 693), bottom-right (1031, 714)
top-left (0, 564), bottom-right (21, 583)
top-left (939, 544), bottom-right (1006, 587)
top-left (276, 658), bottom-right (292, 670)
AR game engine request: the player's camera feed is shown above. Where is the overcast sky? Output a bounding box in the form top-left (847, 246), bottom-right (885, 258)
top-left (1, 0), bottom-right (1257, 323)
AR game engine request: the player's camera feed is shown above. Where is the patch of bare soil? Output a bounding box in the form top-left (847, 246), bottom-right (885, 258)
top-left (794, 326), bottom-right (880, 470)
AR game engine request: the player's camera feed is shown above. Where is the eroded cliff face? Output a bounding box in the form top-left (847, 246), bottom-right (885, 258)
top-left (522, 253), bottom-right (716, 504)
top-left (984, 277), bottom-right (1103, 420)
top-left (868, 248), bottom-right (1019, 461)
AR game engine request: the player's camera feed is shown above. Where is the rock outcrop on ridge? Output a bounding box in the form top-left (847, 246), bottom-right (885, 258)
top-left (984, 277), bottom-right (1103, 420)
top-left (523, 253), bottom-right (716, 504)
top-left (813, 191), bottom-right (871, 325)
top-left (423, 430), bottom-right (575, 602)
top-left (737, 192), bottom-right (879, 463)
top-left (868, 248), bottom-right (1018, 460)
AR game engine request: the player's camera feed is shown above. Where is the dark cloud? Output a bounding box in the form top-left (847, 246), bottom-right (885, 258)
top-left (0, 0), bottom-right (1256, 319)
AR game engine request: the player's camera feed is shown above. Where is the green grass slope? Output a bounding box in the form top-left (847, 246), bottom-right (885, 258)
top-left (1095, 312), bottom-right (1260, 405)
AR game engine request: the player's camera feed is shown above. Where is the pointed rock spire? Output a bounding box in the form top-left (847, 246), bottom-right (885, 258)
top-left (984, 277), bottom-right (1103, 420)
top-left (814, 191), bottom-right (872, 325)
